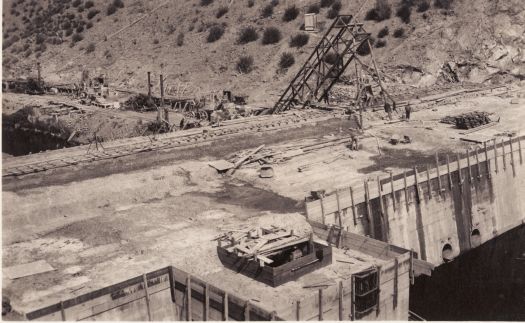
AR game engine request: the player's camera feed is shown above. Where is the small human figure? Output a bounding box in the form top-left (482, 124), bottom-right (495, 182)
top-left (405, 103), bottom-right (412, 120)
top-left (384, 100), bottom-right (392, 120)
top-left (350, 135), bottom-right (359, 151)
top-left (392, 101), bottom-right (398, 112)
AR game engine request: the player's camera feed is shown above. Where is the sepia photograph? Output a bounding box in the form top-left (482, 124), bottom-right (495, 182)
top-left (1, 0), bottom-right (524, 321)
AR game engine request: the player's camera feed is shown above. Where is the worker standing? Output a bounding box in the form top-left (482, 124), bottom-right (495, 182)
top-left (405, 103), bottom-right (412, 120)
top-left (384, 100), bottom-right (392, 120)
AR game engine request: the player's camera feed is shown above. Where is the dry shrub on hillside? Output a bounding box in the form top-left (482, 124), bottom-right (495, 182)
top-left (236, 55), bottom-right (254, 74)
top-left (393, 27), bottom-right (405, 38)
top-left (307, 4), bottom-right (320, 13)
top-left (207, 25), bottom-right (225, 42)
top-left (238, 26), bottom-right (258, 44)
top-left (283, 5), bottom-right (299, 22)
top-left (375, 39), bottom-right (387, 48)
top-left (320, 0), bottom-right (335, 8)
top-left (377, 26), bottom-right (389, 38)
top-left (279, 52), bottom-right (295, 70)
top-left (262, 27), bottom-right (282, 45)
top-left (365, 0), bottom-right (392, 22)
top-left (434, 0), bottom-right (453, 9)
top-left (261, 4), bottom-right (273, 18)
top-left (200, 0), bottom-right (214, 6)
top-left (216, 6), bottom-right (228, 18)
top-left (247, 0), bottom-right (254, 8)
top-left (417, 1), bottom-right (430, 12)
top-left (396, 5), bottom-right (412, 23)
top-left (289, 33), bottom-right (309, 48)
top-left (87, 9), bottom-right (100, 19)
top-left (356, 38), bottom-right (374, 56)
top-left (86, 42), bottom-right (96, 53)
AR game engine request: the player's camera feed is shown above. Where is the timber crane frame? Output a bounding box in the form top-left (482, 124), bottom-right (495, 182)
top-left (271, 15), bottom-right (391, 114)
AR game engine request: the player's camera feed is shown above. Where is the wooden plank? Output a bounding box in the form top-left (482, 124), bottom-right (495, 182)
top-left (296, 300), bottom-right (301, 321)
top-left (493, 139), bottom-right (499, 173)
top-left (245, 301), bottom-right (250, 321)
top-left (519, 136), bottom-right (523, 165)
top-left (142, 274), bottom-right (152, 321)
top-left (393, 257), bottom-right (398, 309)
top-left (320, 197), bottom-right (326, 225)
top-left (60, 301), bottom-right (66, 321)
top-left (484, 142), bottom-right (491, 179)
top-left (435, 153), bottom-right (443, 194)
top-left (403, 171), bottom-right (409, 212)
top-left (502, 138), bottom-right (507, 171)
top-left (456, 153), bottom-right (463, 187)
top-left (186, 275), bottom-right (192, 321)
top-left (338, 281), bottom-right (344, 321)
top-left (364, 180), bottom-right (374, 238)
top-left (467, 149), bottom-right (473, 183)
top-left (224, 292), bottom-right (229, 321)
top-left (319, 289), bottom-right (324, 321)
top-left (426, 165), bottom-right (432, 200)
top-left (350, 186), bottom-right (357, 225)
top-left (475, 147), bottom-right (482, 179)
top-left (413, 167), bottom-right (421, 203)
top-left (350, 275), bottom-right (355, 321)
top-left (510, 138), bottom-right (516, 177)
top-left (4, 260), bottom-right (55, 279)
top-left (390, 172), bottom-right (396, 211)
top-left (204, 283), bottom-right (209, 321)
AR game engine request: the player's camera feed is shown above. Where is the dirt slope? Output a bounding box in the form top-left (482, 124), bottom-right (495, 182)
top-left (3, 0), bottom-right (525, 106)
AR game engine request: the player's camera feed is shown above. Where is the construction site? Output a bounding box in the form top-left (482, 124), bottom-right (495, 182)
top-left (2, 0), bottom-right (525, 321)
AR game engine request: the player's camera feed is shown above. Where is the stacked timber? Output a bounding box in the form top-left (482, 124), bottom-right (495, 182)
top-left (440, 111), bottom-right (492, 129)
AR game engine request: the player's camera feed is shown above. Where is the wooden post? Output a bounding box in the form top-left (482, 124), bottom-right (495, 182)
top-left (518, 136), bottom-right (523, 165)
top-left (426, 165), bottom-right (432, 200)
top-left (60, 301), bottom-right (66, 321)
top-left (475, 146), bottom-right (481, 179)
top-left (245, 301), bottom-right (250, 321)
top-left (484, 142), bottom-right (491, 179)
top-left (319, 289), bottom-right (324, 321)
top-left (147, 71), bottom-right (152, 98)
top-left (377, 176), bottom-right (386, 241)
top-left (364, 180), bottom-right (374, 238)
top-left (446, 155), bottom-right (454, 189)
top-left (350, 275), bottom-right (355, 321)
top-left (456, 153), bottom-right (463, 186)
top-left (393, 257), bottom-right (399, 309)
top-left (510, 138), bottom-right (516, 177)
top-left (493, 139), bottom-right (499, 174)
top-left (296, 300), bottom-right (301, 321)
top-left (435, 153), bottom-right (443, 194)
top-left (224, 292), bottom-right (229, 321)
top-left (143, 274), bottom-right (153, 321)
top-left (376, 266), bottom-right (381, 317)
top-left (403, 171), bottom-right (409, 212)
top-left (413, 167), bottom-right (421, 203)
top-left (320, 197), bottom-right (326, 225)
top-left (169, 266), bottom-right (178, 319)
top-left (204, 284), bottom-right (209, 321)
top-left (466, 149), bottom-right (473, 183)
top-left (336, 189), bottom-right (342, 243)
top-left (390, 172), bottom-right (396, 211)
top-left (338, 281), bottom-right (344, 321)
top-left (350, 187), bottom-right (357, 226)
top-left (409, 249), bottom-right (415, 285)
top-left (502, 139), bottom-right (507, 171)
top-left (160, 74), bottom-right (165, 107)
top-left (186, 275), bottom-right (192, 321)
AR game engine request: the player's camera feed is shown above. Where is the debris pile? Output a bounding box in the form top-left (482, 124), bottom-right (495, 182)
top-left (122, 94), bottom-right (155, 111)
top-left (215, 226), bottom-right (312, 267)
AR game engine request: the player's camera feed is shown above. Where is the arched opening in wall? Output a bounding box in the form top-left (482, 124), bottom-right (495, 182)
top-left (442, 243), bottom-right (453, 262)
top-left (471, 229), bottom-right (481, 248)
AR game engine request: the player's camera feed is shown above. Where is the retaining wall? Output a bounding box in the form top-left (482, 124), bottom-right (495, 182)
top-left (305, 136), bottom-right (525, 266)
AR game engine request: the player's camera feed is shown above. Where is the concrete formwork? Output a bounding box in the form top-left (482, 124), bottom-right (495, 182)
top-left (305, 136), bottom-right (525, 265)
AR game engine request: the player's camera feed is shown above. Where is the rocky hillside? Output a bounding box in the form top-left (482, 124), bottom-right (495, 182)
top-left (3, 0), bottom-right (524, 105)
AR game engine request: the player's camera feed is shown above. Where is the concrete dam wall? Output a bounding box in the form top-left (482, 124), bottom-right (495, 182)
top-left (305, 136), bottom-right (525, 266)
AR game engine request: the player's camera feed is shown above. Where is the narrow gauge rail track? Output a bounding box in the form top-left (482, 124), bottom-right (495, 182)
top-left (2, 111), bottom-right (333, 177)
